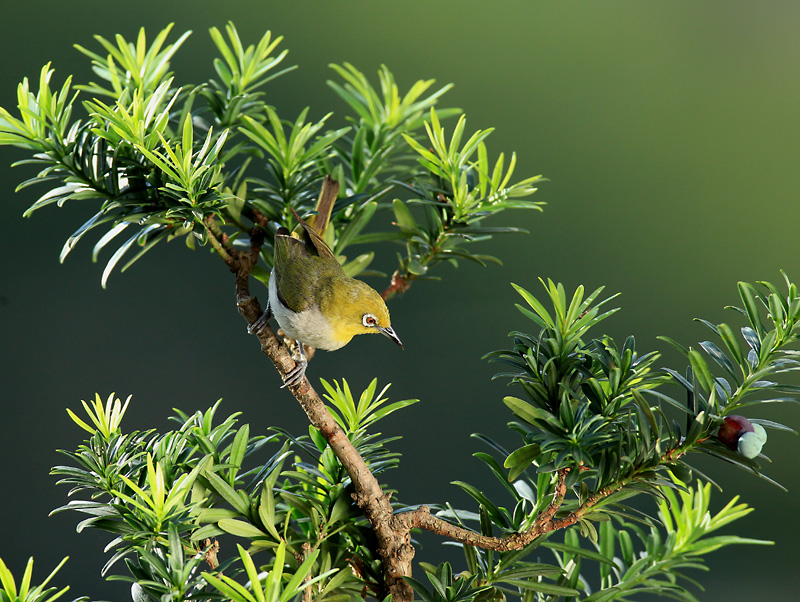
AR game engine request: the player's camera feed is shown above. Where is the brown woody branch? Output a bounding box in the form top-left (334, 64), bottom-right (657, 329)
top-left (381, 270), bottom-right (412, 300)
top-left (207, 221), bottom-right (415, 601)
top-left (402, 453), bottom-right (687, 555)
top-left (393, 468), bottom-right (572, 552)
top-left (398, 468), bottom-right (622, 552)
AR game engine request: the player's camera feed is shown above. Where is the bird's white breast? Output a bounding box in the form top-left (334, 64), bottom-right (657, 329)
top-left (269, 268), bottom-right (347, 350)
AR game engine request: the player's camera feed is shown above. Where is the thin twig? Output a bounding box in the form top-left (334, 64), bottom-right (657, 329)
top-left (381, 269), bottom-right (412, 300)
top-left (204, 217), bottom-right (237, 268)
top-left (301, 543), bottom-right (313, 602)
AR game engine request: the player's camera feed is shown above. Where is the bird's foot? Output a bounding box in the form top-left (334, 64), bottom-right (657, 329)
top-left (280, 340), bottom-right (308, 388)
top-left (247, 306), bottom-right (272, 335)
top-left (280, 359), bottom-right (308, 388)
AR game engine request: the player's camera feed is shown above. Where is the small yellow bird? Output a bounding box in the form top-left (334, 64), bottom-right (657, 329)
top-left (250, 176), bottom-right (403, 386)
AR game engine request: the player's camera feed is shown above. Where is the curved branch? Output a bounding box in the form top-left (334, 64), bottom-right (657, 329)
top-left (216, 225), bottom-right (414, 601)
top-left (399, 468), bottom-right (571, 551)
top-left (405, 446), bottom-right (690, 555)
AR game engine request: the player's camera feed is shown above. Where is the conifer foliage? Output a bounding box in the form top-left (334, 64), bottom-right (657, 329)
top-left (1, 23), bottom-right (797, 602)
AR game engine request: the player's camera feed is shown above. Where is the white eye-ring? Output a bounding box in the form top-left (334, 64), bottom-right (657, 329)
top-left (362, 313), bottom-right (378, 327)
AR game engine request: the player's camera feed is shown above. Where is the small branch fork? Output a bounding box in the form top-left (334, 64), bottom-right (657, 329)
top-left (398, 469), bottom-right (572, 552)
top-left (381, 270), bottom-right (411, 300)
top-left (205, 219), bottom-right (648, 601)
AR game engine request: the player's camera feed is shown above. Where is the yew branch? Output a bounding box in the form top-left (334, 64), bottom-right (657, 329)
top-left (209, 223), bottom-right (414, 601)
top-left (396, 468), bottom-right (572, 552)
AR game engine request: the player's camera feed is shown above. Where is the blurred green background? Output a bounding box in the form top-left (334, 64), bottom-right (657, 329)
top-left (1, 1), bottom-right (799, 599)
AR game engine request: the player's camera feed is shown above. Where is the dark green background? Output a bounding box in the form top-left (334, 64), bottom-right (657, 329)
top-left (2, 1), bottom-right (798, 599)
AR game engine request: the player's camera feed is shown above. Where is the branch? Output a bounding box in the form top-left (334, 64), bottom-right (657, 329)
top-left (204, 217), bottom-right (237, 268)
top-left (381, 270), bottom-right (412, 300)
top-left (221, 226), bottom-right (415, 601)
top-left (399, 468), bottom-right (571, 551)
top-left (405, 441), bottom-right (694, 555)
top-left (300, 543), bottom-right (313, 602)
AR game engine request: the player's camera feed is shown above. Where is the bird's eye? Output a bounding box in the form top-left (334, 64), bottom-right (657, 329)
top-left (362, 314), bottom-right (378, 327)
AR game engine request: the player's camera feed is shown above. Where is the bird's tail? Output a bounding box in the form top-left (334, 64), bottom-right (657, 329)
top-left (306, 175), bottom-right (339, 238)
top-left (288, 175), bottom-right (340, 260)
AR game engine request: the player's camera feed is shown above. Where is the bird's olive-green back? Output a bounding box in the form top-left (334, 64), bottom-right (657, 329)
top-left (273, 231), bottom-right (345, 313)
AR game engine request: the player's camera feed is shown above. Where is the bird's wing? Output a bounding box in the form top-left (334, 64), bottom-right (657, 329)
top-left (289, 207), bottom-right (337, 260)
top-left (273, 230), bottom-right (343, 313)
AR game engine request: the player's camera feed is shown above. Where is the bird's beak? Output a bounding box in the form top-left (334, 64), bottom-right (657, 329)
top-left (379, 326), bottom-right (404, 349)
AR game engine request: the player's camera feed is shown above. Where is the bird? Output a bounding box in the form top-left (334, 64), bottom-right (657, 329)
top-left (249, 175), bottom-right (403, 386)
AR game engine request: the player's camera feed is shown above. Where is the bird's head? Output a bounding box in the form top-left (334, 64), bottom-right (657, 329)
top-left (321, 278), bottom-right (403, 349)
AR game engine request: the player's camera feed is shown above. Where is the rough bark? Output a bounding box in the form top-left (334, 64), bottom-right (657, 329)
top-left (214, 228), bottom-right (415, 600)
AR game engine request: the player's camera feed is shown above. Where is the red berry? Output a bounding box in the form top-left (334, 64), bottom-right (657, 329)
top-left (717, 415), bottom-right (754, 451)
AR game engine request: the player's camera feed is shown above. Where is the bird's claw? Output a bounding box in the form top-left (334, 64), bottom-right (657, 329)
top-left (280, 360), bottom-right (308, 388)
top-left (247, 307), bottom-right (272, 335)
top-left (246, 307), bottom-right (308, 387)
top-left (279, 339), bottom-right (308, 388)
